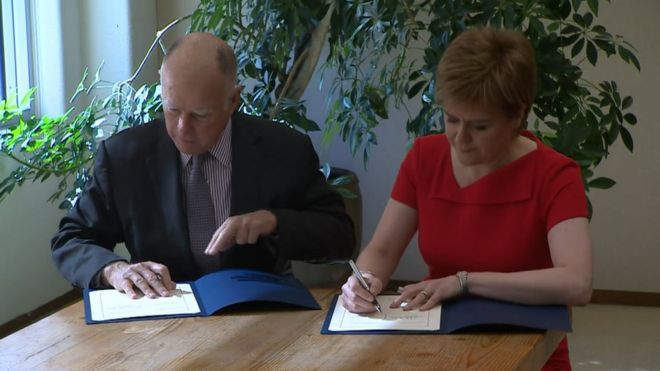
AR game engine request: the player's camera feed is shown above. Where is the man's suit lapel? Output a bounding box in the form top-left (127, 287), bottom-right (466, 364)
top-left (231, 114), bottom-right (262, 215)
top-left (145, 123), bottom-right (195, 269)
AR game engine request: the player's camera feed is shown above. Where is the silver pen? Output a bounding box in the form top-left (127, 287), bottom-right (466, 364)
top-left (348, 259), bottom-right (383, 313)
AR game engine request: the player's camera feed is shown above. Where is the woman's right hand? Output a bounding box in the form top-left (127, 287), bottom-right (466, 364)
top-left (340, 272), bottom-right (383, 313)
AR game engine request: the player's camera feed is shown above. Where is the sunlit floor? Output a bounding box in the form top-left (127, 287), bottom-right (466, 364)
top-left (569, 304), bottom-right (660, 370)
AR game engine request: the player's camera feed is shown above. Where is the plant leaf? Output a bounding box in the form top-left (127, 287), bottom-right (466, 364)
top-left (588, 177), bottom-right (616, 189)
top-left (571, 38), bottom-right (585, 57)
top-left (623, 113), bottom-right (637, 125)
top-left (618, 46), bottom-right (641, 71)
top-left (408, 81), bottom-right (427, 99)
top-left (622, 96), bottom-right (633, 110)
top-left (620, 125), bottom-right (634, 152)
top-left (586, 40), bottom-right (598, 65)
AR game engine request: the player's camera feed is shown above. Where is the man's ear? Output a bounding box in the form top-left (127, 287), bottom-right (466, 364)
top-left (226, 85), bottom-right (242, 111)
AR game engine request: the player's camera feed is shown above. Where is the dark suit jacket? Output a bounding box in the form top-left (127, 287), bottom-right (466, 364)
top-left (51, 113), bottom-right (354, 288)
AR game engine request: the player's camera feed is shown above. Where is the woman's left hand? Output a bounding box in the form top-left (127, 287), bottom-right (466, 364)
top-left (391, 275), bottom-right (462, 311)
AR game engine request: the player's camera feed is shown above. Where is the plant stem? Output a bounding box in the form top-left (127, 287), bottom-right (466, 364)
top-left (125, 14), bottom-right (194, 85)
top-left (5, 152), bottom-right (57, 173)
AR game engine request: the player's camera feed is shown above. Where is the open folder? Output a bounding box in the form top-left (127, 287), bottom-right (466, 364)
top-left (84, 269), bottom-right (320, 324)
top-left (321, 294), bottom-right (571, 334)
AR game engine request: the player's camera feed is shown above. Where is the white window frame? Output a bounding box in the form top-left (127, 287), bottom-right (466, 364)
top-left (1, 0), bottom-right (31, 107)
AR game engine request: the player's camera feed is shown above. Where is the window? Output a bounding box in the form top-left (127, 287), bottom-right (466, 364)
top-left (1, 0), bottom-right (31, 105)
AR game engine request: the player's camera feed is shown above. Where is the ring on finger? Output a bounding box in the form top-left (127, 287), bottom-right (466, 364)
top-left (419, 290), bottom-right (429, 299)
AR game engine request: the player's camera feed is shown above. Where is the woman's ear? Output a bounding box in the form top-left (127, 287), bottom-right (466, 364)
top-left (515, 106), bottom-right (528, 134)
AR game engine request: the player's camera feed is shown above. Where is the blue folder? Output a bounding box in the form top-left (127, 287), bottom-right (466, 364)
top-left (321, 294), bottom-right (571, 334)
top-left (84, 268), bottom-right (320, 325)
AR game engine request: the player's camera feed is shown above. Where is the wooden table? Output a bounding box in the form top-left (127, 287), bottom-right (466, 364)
top-left (0, 289), bottom-right (563, 370)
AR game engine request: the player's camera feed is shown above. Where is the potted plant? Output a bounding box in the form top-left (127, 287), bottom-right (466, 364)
top-left (0, 0), bottom-right (639, 215)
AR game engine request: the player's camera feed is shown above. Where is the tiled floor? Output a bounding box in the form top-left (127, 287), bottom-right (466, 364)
top-left (569, 304), bottom-right (660, 370)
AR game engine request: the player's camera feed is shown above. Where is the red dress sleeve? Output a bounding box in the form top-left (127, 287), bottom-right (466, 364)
top-left (391, 139), bottom-right (419, 209)
top-left (541, 155), bottom-right (589, 232)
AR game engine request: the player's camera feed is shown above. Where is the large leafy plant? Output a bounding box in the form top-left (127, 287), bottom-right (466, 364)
top-left (0, 0), bottom-right (639, 214)
top-left (0, 67), bottom-right (162, 208)
top-left (0, 16), bottom-right (177, 209)
top-left (191, 0), bottom-right (639, 214)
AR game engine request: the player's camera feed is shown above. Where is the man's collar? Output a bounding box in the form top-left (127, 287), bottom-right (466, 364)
top-left (208, 119), bottom-right (232, 166)
top-left (180, 118), bottom-right (233, 167)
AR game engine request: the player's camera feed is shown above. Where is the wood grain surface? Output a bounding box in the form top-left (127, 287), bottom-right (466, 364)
top-left (0, 289), bottom-right (562, 370)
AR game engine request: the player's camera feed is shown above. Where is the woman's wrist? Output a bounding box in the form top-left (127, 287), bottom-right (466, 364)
top-left (456, 271), bottom-right (469, 295)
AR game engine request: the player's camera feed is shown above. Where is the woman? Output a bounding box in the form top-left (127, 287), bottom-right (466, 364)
top-left (340, 27), bottom-right (592, 370)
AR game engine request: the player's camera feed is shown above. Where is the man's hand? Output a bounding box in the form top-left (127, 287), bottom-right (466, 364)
top-left (101, 261), bottom-right (176, 299)
top-left (205, 210), bottom-right (277, 255)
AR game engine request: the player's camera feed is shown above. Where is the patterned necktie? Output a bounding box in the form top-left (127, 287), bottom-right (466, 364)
top-left (186, 154), bottom-right (220, 274)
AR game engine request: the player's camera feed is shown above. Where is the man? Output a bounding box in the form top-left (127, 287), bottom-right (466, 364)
top-left (51, 33), bottom-right (354, 298)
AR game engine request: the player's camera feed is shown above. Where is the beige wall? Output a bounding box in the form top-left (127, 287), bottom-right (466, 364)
top-left (0, 162), bottom-right (70, 325)
top-left (581, 0), bottom-right (660, 292)
top-left (155, 0), bottom-right (199, 51)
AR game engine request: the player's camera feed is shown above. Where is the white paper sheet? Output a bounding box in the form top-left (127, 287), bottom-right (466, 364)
top-left (89, 283), bottom-right (201, 321)
top-left (328, 295), bottom-right (441, 331)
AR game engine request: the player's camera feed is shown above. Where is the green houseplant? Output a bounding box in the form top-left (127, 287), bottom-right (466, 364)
top-left (0, 0), bottom-right (639, 216)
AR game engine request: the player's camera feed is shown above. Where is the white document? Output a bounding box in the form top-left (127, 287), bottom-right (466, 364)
top-left (88, 283), bottom-right (201, 321)
top-left (328, 295), bottom-right (441, 331)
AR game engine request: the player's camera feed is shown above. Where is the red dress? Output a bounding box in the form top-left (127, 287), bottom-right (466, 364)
top-left (391, 131), bottom-right (588, 370)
